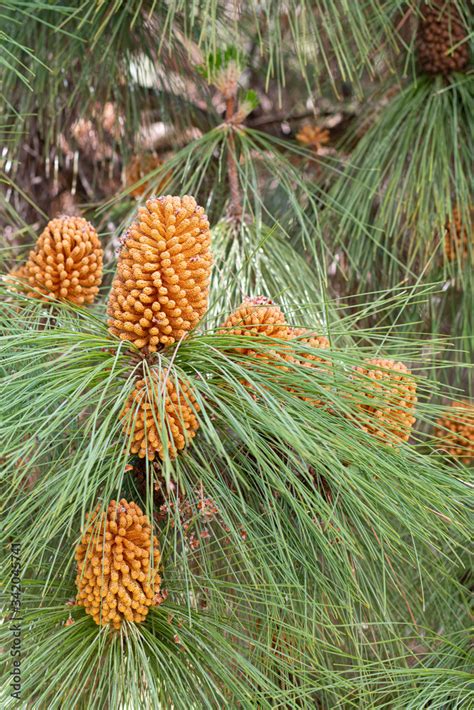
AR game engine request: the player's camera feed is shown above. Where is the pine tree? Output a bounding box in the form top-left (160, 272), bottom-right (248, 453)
top-left (1, 2), bottom-right (472, 708)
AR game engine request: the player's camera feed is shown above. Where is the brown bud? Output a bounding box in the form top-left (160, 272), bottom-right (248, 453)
top-left (417, 2), bottom-right (470, 76)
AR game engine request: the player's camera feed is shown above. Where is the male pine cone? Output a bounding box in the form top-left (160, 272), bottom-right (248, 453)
top-left (108, 195), bottom-right (212, 351)
top-left (219, 297), bottom-right (331, 404)
top-left (435, 401), bottom-right (474, 464)
top-left (10, 216), bottom-right (103, 304)
top-left (121, 370), bottom-right (200, 461)
top-left (125, 153), bottom-right (170, 198)
top-left (218, 296), bottom-right (290, 355)
top-left (417, 1), bottom-right (470, 75)
top-left (75, 499), bottom-right (161, 629)
top-left (286, 328), bottom-right (330, 406)
top-left (352, 359), bottom-right (417, 445)
top-left (444, 207), bottom-right (473, 263)
top-left (289, 328), bottom-right (330, 363)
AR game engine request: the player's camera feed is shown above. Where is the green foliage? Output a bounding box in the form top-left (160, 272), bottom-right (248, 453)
top-left (328, 77), bottom-right (473, 285)
top-left (0, 285), bottom-right (471, 706)
top-left (1, 1), bottom-right (473, 707)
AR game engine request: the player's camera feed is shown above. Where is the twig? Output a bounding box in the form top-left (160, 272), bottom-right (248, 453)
top-left (225, 96), bottom-right (243, 223)
top-left (247, 108), bottom-right (317, 128)
top-left (246, 105), bottom-right (356, 130)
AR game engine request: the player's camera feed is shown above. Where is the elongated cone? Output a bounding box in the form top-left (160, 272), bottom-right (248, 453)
top-left (218, 297), bottom-right (291, 399)
top-left (75, 499), bottom-right (161, 629)
top-left (435, 401), bottom-right (474, 464)
top-left (218, 296), bottom-right (290, 356)
top-left (108, 195), bottom-right (212, 351)
top-left (289, 328), bottom-right (330, 363)
top-left (351, 359), bottom-right (417, 445)
top-left (219, 299), bottom-right (331, 402)
top-left (286, 327), bottom-right (330, 405)
top-left (121, 370), bottom-right (200, 461)
top-left (417, 1), bottom-right (469, 75)
top-left (10, 216), bottom-right (102, 304)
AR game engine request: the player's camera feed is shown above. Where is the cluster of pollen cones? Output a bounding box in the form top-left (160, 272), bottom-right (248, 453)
top-left (4, 196), bottom-right (422, 466)
top-left (435, 401), bottom-right (474, 464)
top-left (8, 216), bottom-right (103, 305)
top-left (351, 359), bottom-right (417, 445)
top-left (75, 499), bottom-right (161, 629)
top-left (107, 195), bottom-right (212, 351)
top-left (6, 195), bottom-right (469, 464)
top-left (218, 296), bottom-right (331, 402)
top-left (9, 191), bottom-right (469, 637)
top-left (120, 372), bottom-right (200, 461)
top-left (219, 298), bottom-right (417, 444)
top-left (107, 194), bottom-right (211, 461)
